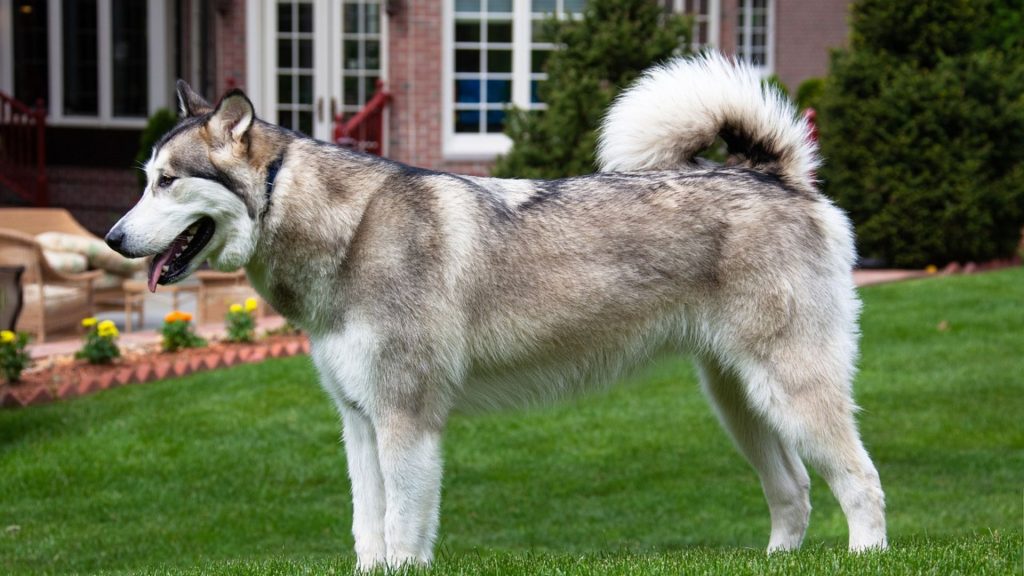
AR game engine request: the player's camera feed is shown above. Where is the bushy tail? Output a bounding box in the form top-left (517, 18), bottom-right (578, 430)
top-left (597, 52), bottom-right (819, 192)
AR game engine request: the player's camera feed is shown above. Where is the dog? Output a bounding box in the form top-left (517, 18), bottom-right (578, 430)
top-left (106, 52), bottom-right (887, 569)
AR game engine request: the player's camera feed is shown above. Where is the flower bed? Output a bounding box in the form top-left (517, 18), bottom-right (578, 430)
top-left (0, 334), bottom-right (309, 409)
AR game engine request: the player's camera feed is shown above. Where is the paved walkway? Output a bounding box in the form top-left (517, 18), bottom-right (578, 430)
top-left (27, 269), bottom-right (926, 360)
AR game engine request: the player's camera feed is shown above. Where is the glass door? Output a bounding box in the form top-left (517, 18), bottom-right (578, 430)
top-left (271, 0), bottom-right (384, 141)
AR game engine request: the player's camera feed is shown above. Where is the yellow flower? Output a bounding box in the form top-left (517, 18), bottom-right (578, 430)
top-left (82, 317), bottom-right (98, 328)
top-left (0, 330), bottom-right (14, 343)
top-left (230, 303), bottom-right (243, 314)
top-left (244, 297), bottom-right (258, 313)
top-left (98, 322), bottom-right (119, 339)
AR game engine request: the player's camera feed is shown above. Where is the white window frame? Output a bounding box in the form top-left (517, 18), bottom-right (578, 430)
top-left (0, 0), bottom-right (170, 127)
top-left (735, 0), bottom-right (774, 76)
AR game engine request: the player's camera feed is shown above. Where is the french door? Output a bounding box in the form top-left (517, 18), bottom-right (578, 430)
top-left (269, 0), bottom-right (384, 141)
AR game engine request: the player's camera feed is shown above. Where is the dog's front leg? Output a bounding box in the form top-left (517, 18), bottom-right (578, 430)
top-left (375, 409), bottom-right (444, 568)
top-left (339, 404), bottom-right (387, 571)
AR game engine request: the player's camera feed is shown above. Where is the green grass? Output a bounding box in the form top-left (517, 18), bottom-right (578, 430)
top-left (1, 268), bottom-right (1022, 575)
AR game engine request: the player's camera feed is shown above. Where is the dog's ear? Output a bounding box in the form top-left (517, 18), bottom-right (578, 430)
top-left (176, 80), bottom-right (212, 117)
top-left (210, 90), bottom-right (255, 143)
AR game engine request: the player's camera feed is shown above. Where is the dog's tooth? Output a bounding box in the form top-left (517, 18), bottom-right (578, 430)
top-left (161, 265), bottom-right (169, 273)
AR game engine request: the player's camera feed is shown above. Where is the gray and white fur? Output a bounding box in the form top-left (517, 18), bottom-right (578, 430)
top-left (107, 52), bottom-right (887, 569)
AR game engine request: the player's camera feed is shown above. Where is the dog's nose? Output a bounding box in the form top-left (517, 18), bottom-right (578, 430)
top-left (105, 227), bottom-right (125, 252)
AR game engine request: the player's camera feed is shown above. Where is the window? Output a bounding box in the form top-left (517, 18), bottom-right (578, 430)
top-left (736, 0), bottom-right (772, 72)
top-left (276, 1), bottom-right (315, 135)
top-left (444, 0), bottom-right (585, 159)
top-left (1, 0), bottom-right (169, 126)
top-left (341, 0), bottom-right (383, 118)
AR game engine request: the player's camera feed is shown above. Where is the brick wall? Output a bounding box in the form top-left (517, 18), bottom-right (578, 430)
top-left (773, 0), bottom-right (851, 90)
top-left (216, 0), bottom-right (247, 94)
top-left (46, 167), bottom-right (140, 236)
top-left (387, 2), bottom-right (492, 175)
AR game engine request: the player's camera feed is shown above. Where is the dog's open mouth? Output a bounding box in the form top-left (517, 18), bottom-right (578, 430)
top-left (148, 217), bottom-right (216, 292)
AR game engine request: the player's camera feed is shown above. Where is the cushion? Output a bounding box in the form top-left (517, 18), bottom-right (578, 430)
top-left (36, 231), bottom-right (146, 276)
top-left (42, 250), bottom-right (88, 274)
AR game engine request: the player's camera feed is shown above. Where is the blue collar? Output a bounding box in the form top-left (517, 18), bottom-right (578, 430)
top-left (262, 154), bottom-right (284, 219)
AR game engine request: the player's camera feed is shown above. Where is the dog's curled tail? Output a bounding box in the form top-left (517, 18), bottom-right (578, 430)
top-left (597, 52), bottom-right (820, 192)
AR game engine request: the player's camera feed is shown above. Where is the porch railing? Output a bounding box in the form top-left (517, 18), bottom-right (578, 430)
top-left (0, 93), bottom-right (48, 206)
top-left (333, 81), bottom-right (391, 156)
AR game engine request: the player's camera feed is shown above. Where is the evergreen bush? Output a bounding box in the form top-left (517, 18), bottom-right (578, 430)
top-left (818, 0), bottom-right (1024, 267)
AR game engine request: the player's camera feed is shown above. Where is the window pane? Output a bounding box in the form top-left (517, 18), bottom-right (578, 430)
top-left (487, 0), bottom-right (512, 12)
top-left (12, 0), bottom-right (49, 105)
top-left (278, 39), bottom-right (293, 68)
top-left (344, 76), bottom-right (360, 105)
top-left (531, 49), bottom-right (550, 73)
top-left (455, 21), bottom-right (481, 42)
top-left (365, 3), bottom-right (380, 34)
top-left (455, 110), bottom-right (481, 133)
top-left (63, 0), bottom-right (98, 115)
top-left (278, 75), bottom-right (293, 104)
top-left (455, 0), bottom-right (481, 12)
top-left (455, 79), bottom-right (482, 103)
top-left (487, 21), bottom-right (512, 43)
top-left (298, 2), bottom-right (313, 32)
top-left (364, 76), bottom-right (379, 100)
top-left (299, 75), bottom-right (313, 104)
top-left (486, 109), bottom-right (506, 133)
top-left (531, 80), bottom-right (544, 104)
top-left (486, 79), bottom-right (511, 104)
top-left (278, 109), bottom-right (294, 129)
top-left (345, 40), bottom-right (361, 68)
top-left (365, 41), bottom-right (380, 69)
top-left (532, 0), bottom-right (556, 12)
top-left (344, 3), bottom-right (359, 33)
top-left (278, 3), bottom-right (293, 32)
top-left (298, 110), bottom-right (313, 135)
top-left (298, 39), bottom-right (313, 68)
top-left (111, 0), bottom-right (148, 116)
top-left (455, 49), bottom-right (481, 72)
top-left (564, 0), bottom-right (586, 13)
top-left (486, 50), bottom-right (512, 73)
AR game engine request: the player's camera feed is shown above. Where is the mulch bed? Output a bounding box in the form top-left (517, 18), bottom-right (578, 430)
top-left (0, 334), bottom-right (310, 409)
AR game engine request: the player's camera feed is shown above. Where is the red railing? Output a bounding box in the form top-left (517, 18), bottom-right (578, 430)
top-left (0, 92), bottom-right (47, 206)
top-left (333, 81), bottom-right (391, 156)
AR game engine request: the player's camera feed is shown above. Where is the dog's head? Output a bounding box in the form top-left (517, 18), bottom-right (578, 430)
top-left (106, 81), bottom-right (274, 292)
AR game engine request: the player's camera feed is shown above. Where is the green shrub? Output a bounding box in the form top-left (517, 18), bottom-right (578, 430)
top-left (75, 318), bottom-right (121, 365)
top-left (161, 311), bottom-right (206, 353)
top-left (0, 330), bottom-right (30, 383)
top-left (492, 0), bottom-right (691, 179)
top-left (818, 0), bottom-right (1024, 267)
top-left (795, 77), bottom-right (824, 111)
top-left (134, 108), bottom-right (179, 188)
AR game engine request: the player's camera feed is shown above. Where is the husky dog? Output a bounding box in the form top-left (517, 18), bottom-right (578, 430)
top-left (106, 53), bottom-right (886, 568)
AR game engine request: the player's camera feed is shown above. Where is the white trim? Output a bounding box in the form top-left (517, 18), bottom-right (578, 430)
top-left (47, 0), bottom-right (62, 119)
top-left (98, 0), bottom-right (112, 120)
top-left (708, 0), bottom-right (720, 48)
top-left (246, 0), bottom-right (264, 109)
top-left (0, 0), bottom-right (12, 93)
top-left (148, 0), bottom-right (169, 114)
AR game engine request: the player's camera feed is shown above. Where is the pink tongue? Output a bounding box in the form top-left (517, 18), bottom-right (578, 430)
top-left (148, 237), bottom-right (187, 293)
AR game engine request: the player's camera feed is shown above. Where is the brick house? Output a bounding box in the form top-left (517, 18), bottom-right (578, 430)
top-left (0, 0), bottom-right (852, 234)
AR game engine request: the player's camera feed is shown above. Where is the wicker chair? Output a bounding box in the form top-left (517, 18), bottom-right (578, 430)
top-left (0, 229), bottom-right (100, 342)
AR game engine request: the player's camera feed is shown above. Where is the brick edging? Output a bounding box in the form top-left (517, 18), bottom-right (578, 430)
top-left (0, 338), bottom-right (311, 409)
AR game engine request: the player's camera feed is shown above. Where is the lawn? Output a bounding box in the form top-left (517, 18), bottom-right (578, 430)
top-left (1, 268), bottom-right (1021, 575)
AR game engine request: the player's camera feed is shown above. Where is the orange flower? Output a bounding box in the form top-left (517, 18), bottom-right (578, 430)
top-left (164, 311), bottom-right (193, 323)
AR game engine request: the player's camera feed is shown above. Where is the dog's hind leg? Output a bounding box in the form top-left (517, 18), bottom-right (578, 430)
top-left (735, 344), bottom-right (887, 551)
top-left (374, 409), bottom-right (445, 568)
top-left (696, 356), bottom-right (812, 551)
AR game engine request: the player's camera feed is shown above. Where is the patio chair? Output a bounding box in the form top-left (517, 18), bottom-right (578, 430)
top-left (0, 229), bottom-right (100, 342)
top-left (0, 266), bottom-right (24, 330)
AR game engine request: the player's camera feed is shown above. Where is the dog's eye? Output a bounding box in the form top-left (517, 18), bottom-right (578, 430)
top-left (157, 175), bottom-right (177, 188)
